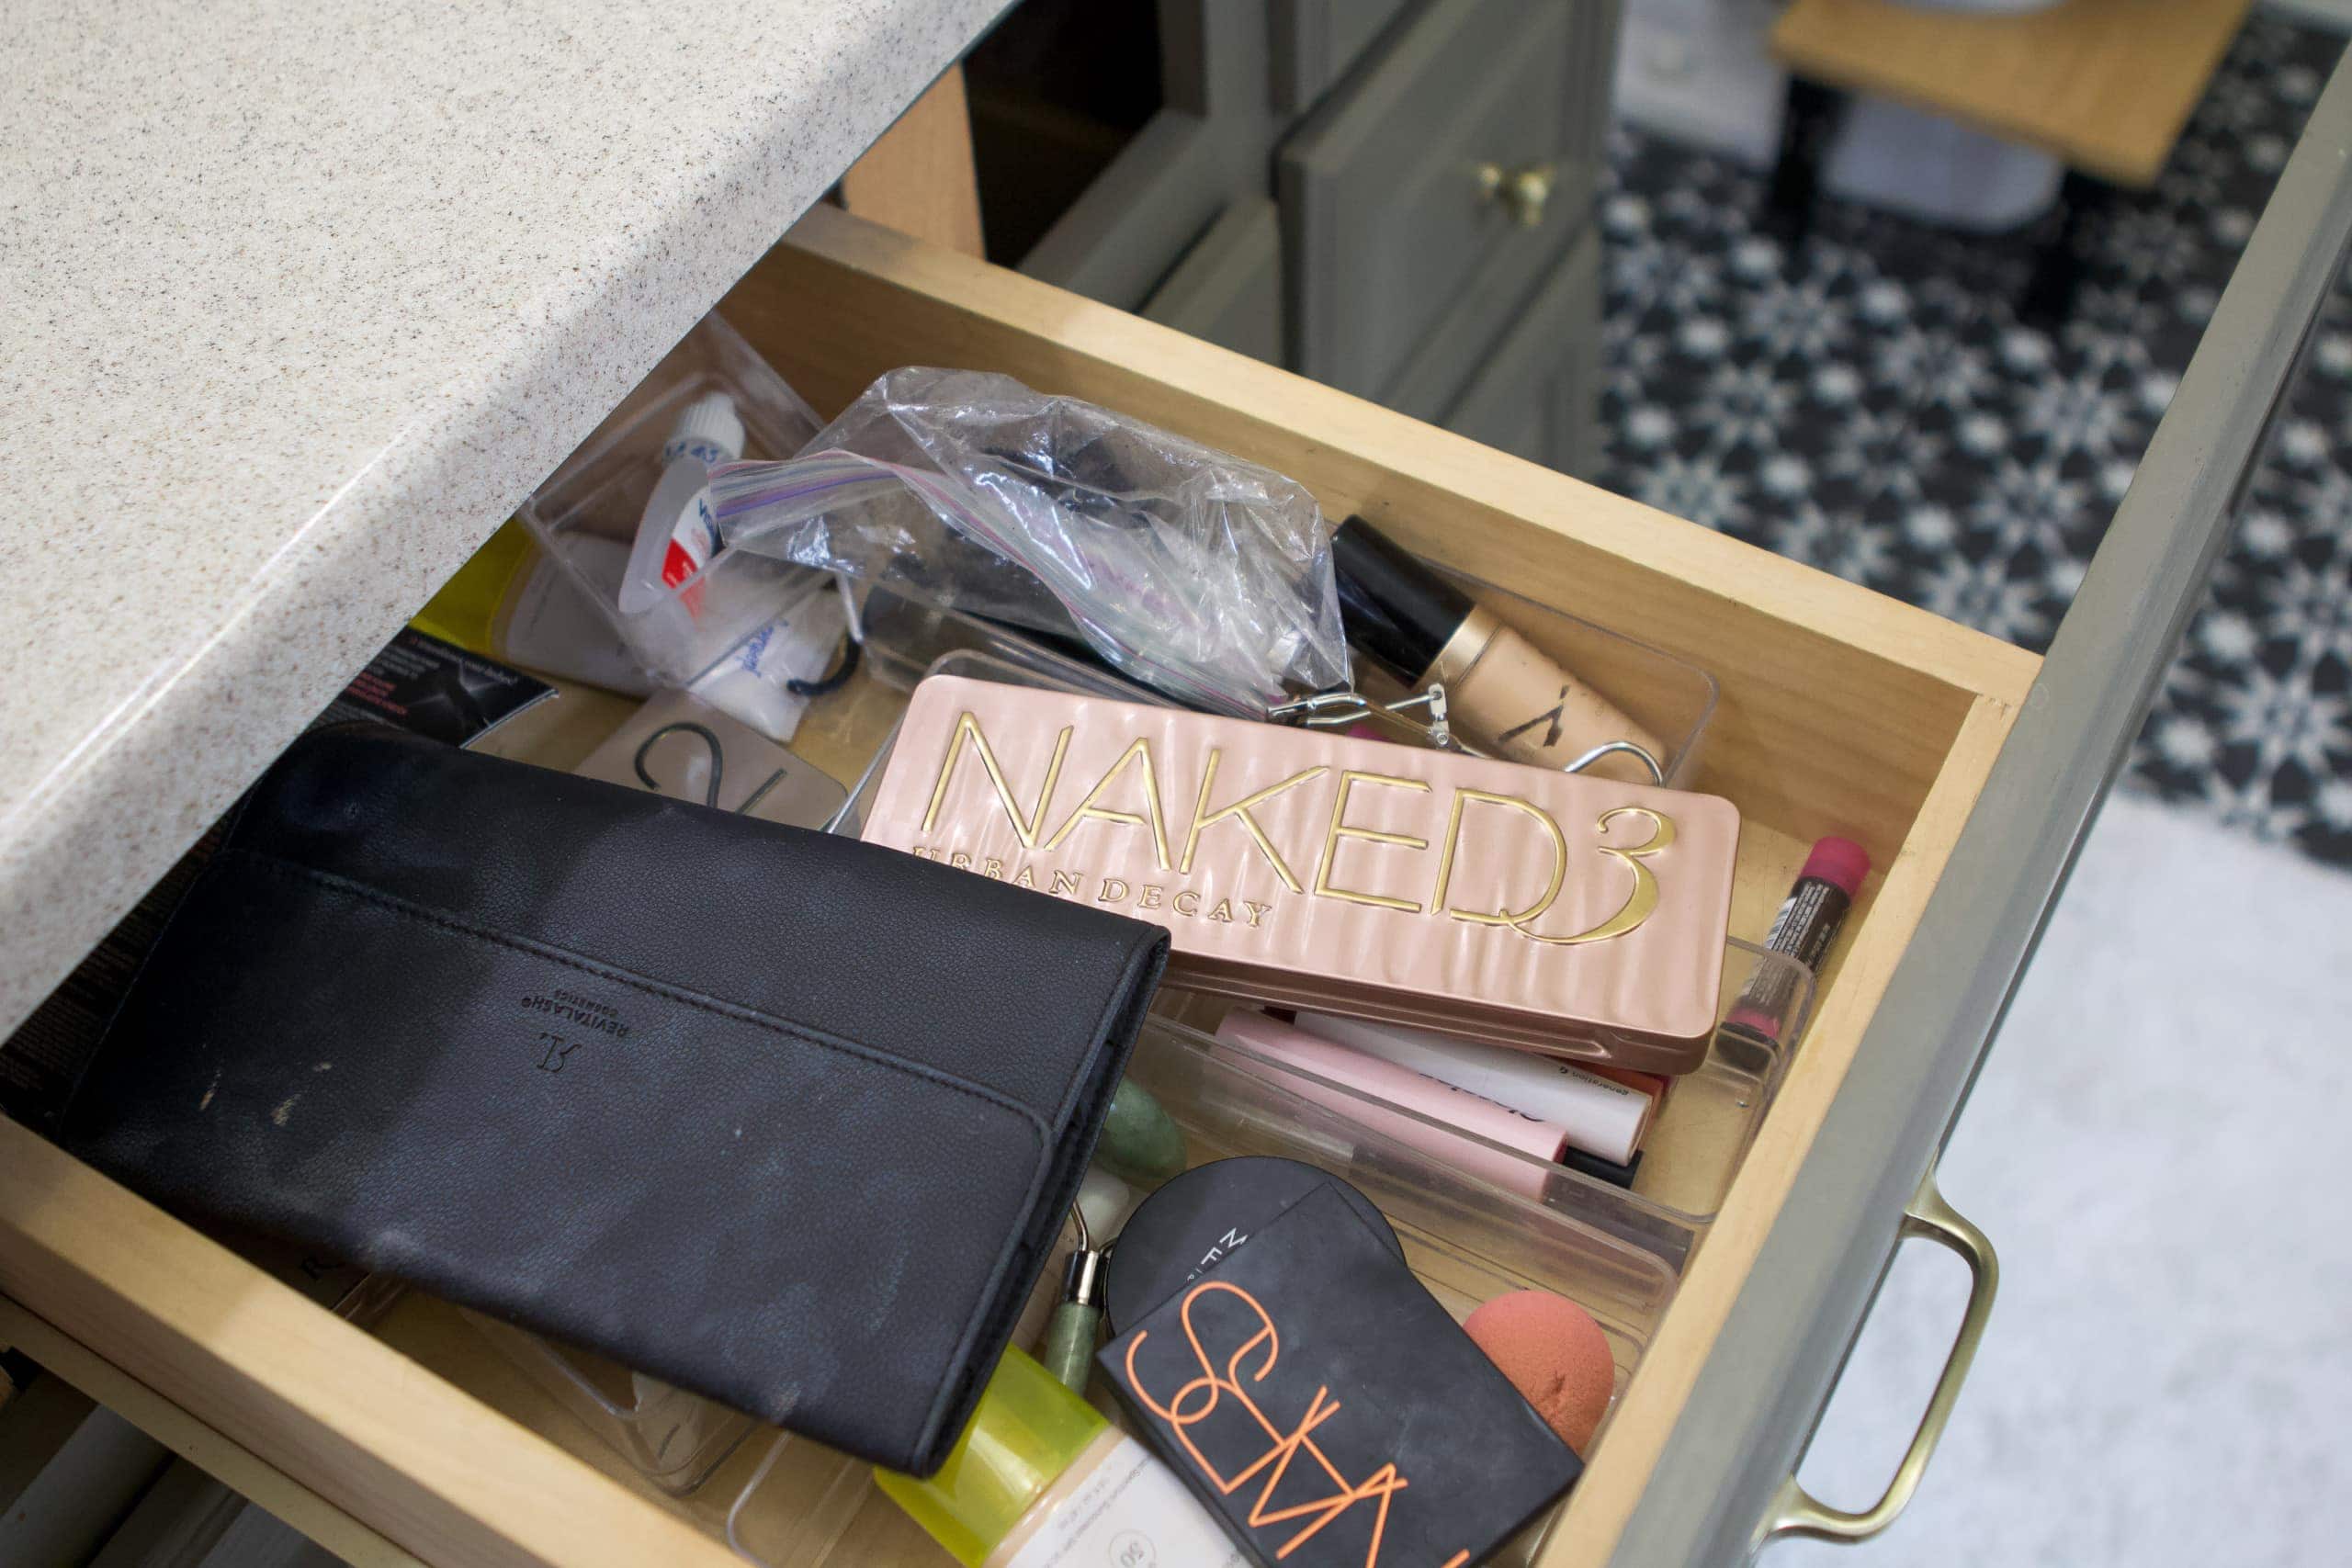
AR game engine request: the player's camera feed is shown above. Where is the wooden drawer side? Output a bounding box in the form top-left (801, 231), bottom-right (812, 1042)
top-left (0, 1119), bottom-right (741, 1568)
top-left (1538, 690), bottom-right (2022, 1567)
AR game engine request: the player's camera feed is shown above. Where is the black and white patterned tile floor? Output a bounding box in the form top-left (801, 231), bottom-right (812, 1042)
top-left (1596, 15), bottom-right (2352, 865)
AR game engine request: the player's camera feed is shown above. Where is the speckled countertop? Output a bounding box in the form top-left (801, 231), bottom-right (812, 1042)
top-left (0, 0), bottom-right (1004, 1033)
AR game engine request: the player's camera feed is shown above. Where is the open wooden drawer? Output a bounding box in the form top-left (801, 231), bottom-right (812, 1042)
top-left (5, 124), bottom-right (2324, 1562)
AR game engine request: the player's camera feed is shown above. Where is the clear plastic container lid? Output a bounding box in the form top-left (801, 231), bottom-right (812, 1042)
top-left (462, 1312), bottom-right (755, 1496)
top-left (514, 313), bottom-right (830, 687)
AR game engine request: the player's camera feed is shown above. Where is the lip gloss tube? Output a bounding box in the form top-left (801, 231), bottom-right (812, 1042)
top-left (1214, 1011), bottom-right (1566, 1200)
top-left (1293, 1010), bottom-right (1654, 1165)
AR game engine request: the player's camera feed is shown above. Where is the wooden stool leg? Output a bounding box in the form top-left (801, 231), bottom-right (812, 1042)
top-left (1768, 78), bottom-right (1846, 244)
top-left (2020, 169), bottom-right (2111, 329)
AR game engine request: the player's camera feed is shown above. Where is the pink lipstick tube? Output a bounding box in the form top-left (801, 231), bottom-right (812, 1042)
top-left (1213, 1010), bottom-right (1567, 1200)
top-left (1293, 1010), bottom-right (1654, 1165)
top-left (1724, 836), bottom-right (1870, 1043)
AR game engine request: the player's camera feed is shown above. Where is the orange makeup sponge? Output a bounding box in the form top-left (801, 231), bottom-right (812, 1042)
top-left (1463, 1289), bottom-right (1616, 1454)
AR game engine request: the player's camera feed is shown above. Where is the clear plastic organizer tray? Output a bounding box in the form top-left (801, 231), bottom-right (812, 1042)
top-left (1149, 982), bottom-right (1796, 1274)
top-left (451, 632), bottom-right (1799, 1562)
top-left (402, 459), bottom-right (1808, 1559)
top-left (514, 313), bottom-right (828, 686)
top-left (717, 1012), bottom-right (1684, 1568)
top-left (461, 1313), bottom-right (760, 1496)
top-left (441, 1012), bottom-right (1686, 1565)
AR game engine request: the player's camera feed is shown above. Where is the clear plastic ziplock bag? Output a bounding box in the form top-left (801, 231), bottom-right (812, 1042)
top-left (707, 367), bottom-right (1350, 716)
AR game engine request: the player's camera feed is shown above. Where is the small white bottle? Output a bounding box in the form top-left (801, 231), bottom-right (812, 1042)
top-left (618, 391), bottom-right (746, 615)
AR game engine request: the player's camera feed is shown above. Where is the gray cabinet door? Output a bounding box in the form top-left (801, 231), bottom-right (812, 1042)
top-left (1442, 228), bottom-right (1603, 472)
top-left (1142, 197), bottom-right (1285, 363)
top-left (1020, 113), bottom-right (1241, 310)
top-left (1020, 0), bottom-right (1278, 310)
top-left (1382, 208), bottom-right (1587, 426)
top-left (1280, 0), bottom-right (1617, 399)
top-left (1268, 0), bottom-right (1414, 112)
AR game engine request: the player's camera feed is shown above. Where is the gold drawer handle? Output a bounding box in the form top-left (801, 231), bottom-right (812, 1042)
top-left (1758, 1172), bottom-right (1998, 1548)
top-left (1475, 161), bottom-right (1558, 229)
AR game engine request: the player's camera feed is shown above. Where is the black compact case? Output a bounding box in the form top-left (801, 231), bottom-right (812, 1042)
top-left (59, 724), bottom-right (1169, 1476)
top-left (1100, 1181), bottom-right (1580, 1568)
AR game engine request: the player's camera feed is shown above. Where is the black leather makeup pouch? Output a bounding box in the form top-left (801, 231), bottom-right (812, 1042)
top-left (60, 723), bottom-right (1169, 1475)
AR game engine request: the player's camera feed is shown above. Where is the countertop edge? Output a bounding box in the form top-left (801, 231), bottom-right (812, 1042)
top-left (0, 6), bottom-right (1002, 1038)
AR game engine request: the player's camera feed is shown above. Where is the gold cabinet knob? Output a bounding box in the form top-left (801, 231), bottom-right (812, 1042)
top-left (1475, 162), bottom-right (1558, 229)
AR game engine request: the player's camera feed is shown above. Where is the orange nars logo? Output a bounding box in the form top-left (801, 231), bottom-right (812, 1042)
top-left (1121, 1279), bottom-right (1470, 1568)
